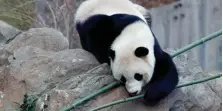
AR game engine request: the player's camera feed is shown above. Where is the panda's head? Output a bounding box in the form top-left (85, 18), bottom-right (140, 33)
top-left (109, 21), bottom-right (156, 96)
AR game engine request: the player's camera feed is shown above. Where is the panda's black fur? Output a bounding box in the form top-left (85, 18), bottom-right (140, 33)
top-left (76, 13), bottom-right (178, 105)
top-left (76, 14), bottom-right (144, 64)
top-left (144, 35), bottom-right (179, 105)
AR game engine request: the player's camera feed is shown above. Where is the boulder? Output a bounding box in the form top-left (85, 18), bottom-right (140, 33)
top-left (0, 47), bottom-right (11, 66)
top-left (0, 20), bottom-right (21, 46)
top-left (1, 47), bottom-right (221, 111)
top-left (69, 50), bottom-right (221, 111)
top-left (1, 46), bottom-right (102, 110)
top-left (9, 46), bottom-right (99, 95)
top-left (0, 17), bottom-right (220, 111)
top-left (5, 28), bottom-right (69, 52)
top-left (207, 72), bottom-right (222, 98)
top-left (35, 64), bottom-right (114, 111)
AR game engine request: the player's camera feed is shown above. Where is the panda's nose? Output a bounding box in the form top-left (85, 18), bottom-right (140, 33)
top-left (129, 91), bottom-right (138, 97)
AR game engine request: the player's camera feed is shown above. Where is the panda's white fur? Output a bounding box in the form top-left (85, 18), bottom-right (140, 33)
top-left (75, 0), bottom-right (155, 94)
top-left (110, 21), bottom-right (155, 94)
top-left (75, 0), bottom-right (179, 105)
top-left (75, 0), bottom-right (147, 24)
top-left (75, 0), bottom-right (154, 95)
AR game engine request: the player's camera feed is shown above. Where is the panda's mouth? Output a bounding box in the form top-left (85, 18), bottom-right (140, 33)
top-left (125, 81), bottom-right (144, 96)
top-left (129, 91), bottom-right (138, 97)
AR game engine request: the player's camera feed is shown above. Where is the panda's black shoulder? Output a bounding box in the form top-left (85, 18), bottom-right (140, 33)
top-left (76, 14), bottom-right (145, 64)
top-left (76, 14), bottom-right (144, 42)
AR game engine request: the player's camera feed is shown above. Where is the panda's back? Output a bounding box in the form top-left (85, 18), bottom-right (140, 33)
top-left (74, 0), bottom-right (146, 23)
top-left (74, 0), bottom-right (149, 64)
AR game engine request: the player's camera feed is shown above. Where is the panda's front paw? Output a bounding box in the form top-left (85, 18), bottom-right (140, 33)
top-left (142, 98), bottom-right (159, 106)
top-left (143, 86), bottom-right (167, 106)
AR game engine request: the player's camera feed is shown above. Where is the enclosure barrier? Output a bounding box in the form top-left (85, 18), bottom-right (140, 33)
top-left (60, 29), bottom-right (222, 111)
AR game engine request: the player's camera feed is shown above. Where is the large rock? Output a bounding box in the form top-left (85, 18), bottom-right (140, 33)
top-left (207, 72), bottom-right (222, 98)
top-left (0, 47), bottom-right (11, 66)
top-left (9, 47), bottom-right (99, 95)
top-left (0, 21), bottom-right (220, 111)
top-left (5, 28), bottom-right (69, 52)
top-left (1, 45), bottom-right (221, 111)
top-left (0, 66), bottom-right (26, 111)
top-left (32, 50), bottom-right (221, 111)
top-left (78, 51), bottom-right (220, 111)
top-left (0, 20), bottom-right (21, 46)
top-left (0, 48), bottom-right (25, 111)
top-left (1, 46), bottom-right (103, 110)
top-left (35, 63), bottom-right (114, 111)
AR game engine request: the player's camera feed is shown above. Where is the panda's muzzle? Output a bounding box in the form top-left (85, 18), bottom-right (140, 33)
top-left (129, 91), bottom-right (138, 97)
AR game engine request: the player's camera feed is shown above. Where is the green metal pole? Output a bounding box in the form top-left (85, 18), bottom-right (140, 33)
top-left (171, 30), bottom-right (222, 57)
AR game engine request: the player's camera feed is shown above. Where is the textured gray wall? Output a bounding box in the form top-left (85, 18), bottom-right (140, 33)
top-left (149, 0), bottom-right (222, 71)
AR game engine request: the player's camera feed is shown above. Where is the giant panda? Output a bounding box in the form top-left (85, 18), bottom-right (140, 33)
top-left (74, 0), bottom-right (179, 105)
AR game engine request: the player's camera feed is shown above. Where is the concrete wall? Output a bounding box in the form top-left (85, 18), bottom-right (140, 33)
top-left (149, 0), bottom-right (222, 71)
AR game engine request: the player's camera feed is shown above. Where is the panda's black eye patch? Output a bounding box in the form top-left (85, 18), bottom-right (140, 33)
top-left (134, 73), bottom-right (143, 81)
top-left (120, 75), bottom-right (126, 83)
top-left (108, 49), bottom-right (115, 61)
top-left (135, 47), bottom-right (149, 57)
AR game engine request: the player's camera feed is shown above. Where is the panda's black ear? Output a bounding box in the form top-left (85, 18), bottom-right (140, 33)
top-left (135, 47), bottom-right (149, 57)
top-left (108, 49), bottom-right (115, 61)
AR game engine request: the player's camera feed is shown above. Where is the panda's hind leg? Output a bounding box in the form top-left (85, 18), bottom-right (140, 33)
top-left (133, 4), bottom-right (152, 27)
